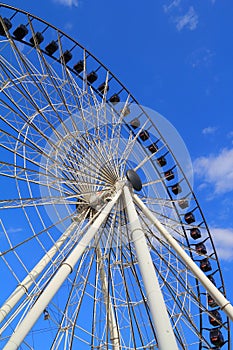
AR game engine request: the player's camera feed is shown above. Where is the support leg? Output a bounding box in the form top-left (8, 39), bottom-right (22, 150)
top-left (133, 193), bottom-right (233, 322)
top-left (3, 189), bottom-right (122, 350)
top-left (96, 247), bottom-right (120, 350)
top-left (123, 186), bottom-right (179, 350)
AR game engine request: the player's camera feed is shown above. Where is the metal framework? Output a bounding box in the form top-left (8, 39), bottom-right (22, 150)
top-left (2, 183), bottom-right (233, 349)
top-left (0, 3), bottom-right (232, 349)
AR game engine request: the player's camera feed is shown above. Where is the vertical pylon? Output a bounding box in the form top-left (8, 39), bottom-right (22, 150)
top-left (123, 186), bottom-right (179, 350)
top-left (133, 193), bottom-right (233, 322)
top-left (96, 247), bottom-right (120, 350)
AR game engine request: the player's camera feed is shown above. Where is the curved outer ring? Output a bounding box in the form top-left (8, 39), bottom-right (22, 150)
top-left (0, 3), bottom-right (230, 348)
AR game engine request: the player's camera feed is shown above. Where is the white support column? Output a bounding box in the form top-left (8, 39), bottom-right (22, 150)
top-left (0, 222), bottom-right (76, 325)
top-left (96, 247), bottom-right (120, 350)
top-left (133, 193), bottom-right (233, 322)
top-left (123, 186), bottom-right (179, 350)
top-left (3, 189), bottom-right (122, 350)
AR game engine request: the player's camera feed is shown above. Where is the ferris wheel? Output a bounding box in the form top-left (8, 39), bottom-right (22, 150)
top-left (0, 3), bottom-right (232, 349)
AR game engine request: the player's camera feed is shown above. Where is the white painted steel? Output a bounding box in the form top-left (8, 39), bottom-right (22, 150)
top-left (123, 186), bottom-right (179, 350)
top-left (3, 189), bottom-right (122, 350)
top-left (133, 193), bottom-right (233, 322)
top-left (0, 222), bottom-right (77, 324)
top-left (96, 247), bottom-right (120, 350)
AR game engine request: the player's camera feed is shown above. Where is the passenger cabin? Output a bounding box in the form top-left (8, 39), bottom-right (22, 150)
top-left (210, 329), bottom-right (224, 347)
top-left (157, 156), bottom-right (167, 167)
top-left (190, 228), bottom-right (201, 240)
top-left (148, 143), bottom-right (158, 154)
top-left (195, 243), bottom-right (207, 255)
top-left (30, 32), bottom-right (44, 46)
top-left (45, 40), bottom-right (58, 55)
top-left (209, 310), bottom-right (222, 326)
top-left (0, 18), bottom-right (12, 36)
top-left (178, 199), bottom-right (189, 209)
top-left (98, 82), bottom-right (109, 94)
top-left (208, 294), bottom-right (218, 308)
top-left (171, 183), bottom-right (182, 195)
top-left (130, 118), bottom-right (140, 129)
top-left (87, 71), bottom-right (98, 83)
top-left (73, 60), bottom-right (84, 73)
top-left (200, 258), bottom-right (212, 272)
top-left (184, 212), bottom-right (195, 224)
top-left (62, 50), bottom-right (72, 63)
top-left (139, 130), bottom-right (149, 141)
top-left (13, 24), bottom-right (28, 40)
top-left (109, 94), bottom-right (120, 104)
top-left (164, 169), bottom-right (174, 181)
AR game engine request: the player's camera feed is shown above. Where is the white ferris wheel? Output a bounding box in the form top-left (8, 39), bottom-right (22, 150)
top-left (0, 3), bottom-right (232, 350)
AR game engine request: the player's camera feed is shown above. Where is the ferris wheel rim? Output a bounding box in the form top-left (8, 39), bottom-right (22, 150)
top-left (0, 3), bottom-right (231, 349)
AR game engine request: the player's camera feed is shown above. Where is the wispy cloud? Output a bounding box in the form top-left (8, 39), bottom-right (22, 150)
top-left (163, 2), bottom-right (199, 31)
top-left (53, 0), bottom-right (78, 7)
top-left (227, 131), bottom-right (233, 139)
top-left (64, 22), bottom-right (74, 31)
top-left (202, 126), bottom-right (217, 135)
top-left (0, 225), bottom-right (23, 240)
top-left (163, 0), bottom-right (181, 13)
top-left (210, 228), bottom-right (233, 261)
top-left (187, 48), bottom-right (215, 69)
top-left (7, 227), bottom-right (23, 234)
top-left (175, 6), bottom-right (199, 31)
top-left (194, 148), bottom-right (233, 194)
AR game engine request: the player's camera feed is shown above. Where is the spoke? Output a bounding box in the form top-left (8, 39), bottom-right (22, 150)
top-left (0, 194), bottom-right (84, 210)
top-left (118, 118), bottom-right (150, 169)
top-left (0, 222), bottom-right (77, 324)
top-left (0, 123), bottom-right (107, 184)
top-left (142, 178), bottom-right (163, 187)
top-left (0, 212), bottom-right (74, 258)
top-left (133, 143), bottom-right (166, 172)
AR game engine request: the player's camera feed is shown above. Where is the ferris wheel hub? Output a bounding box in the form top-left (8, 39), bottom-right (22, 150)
top-left (126, 169), bottom-right (142, 191)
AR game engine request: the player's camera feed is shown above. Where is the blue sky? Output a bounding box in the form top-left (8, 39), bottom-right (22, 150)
top-left (2, 0), bottom-right (233, 343)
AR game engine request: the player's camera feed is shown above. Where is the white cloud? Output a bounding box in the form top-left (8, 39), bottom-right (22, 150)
top-left (0, 226), bottom-right (23, 240)
top-left (202, 126), bottom-right (217, 135)
top-left (227, 131), bottom-right (233, 138)
top-left (210, 228), bottom-right (233, 261)
top-left (175, 6), bottom-right (199, 31)
top-left (163, 2), bottom-right (199, 32)
top-left (64, 22), bottom-right (74, 31)
top-left (7, 227), bottom-right (23, 234)
top-left (194, 148), bottom-right (233, 194)
top-left (54, 0), bottom-right (78, 7)
top-left (187, 48), bottom-right (215, 69)
top-left (163, 0), bottom-right (181, 13)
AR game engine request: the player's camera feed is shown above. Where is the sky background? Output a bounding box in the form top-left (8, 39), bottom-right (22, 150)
top-left (2, 0), bottom-right (233, 342)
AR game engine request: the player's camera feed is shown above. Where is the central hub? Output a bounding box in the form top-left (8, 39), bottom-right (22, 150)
top-left (126, 169), bottom-right (142, 191)
top-left (89, 192), bottom-right (105, 211)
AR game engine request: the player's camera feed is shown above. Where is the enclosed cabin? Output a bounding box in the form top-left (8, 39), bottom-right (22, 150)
top-left (195, 242), bottom-right (207, 255)
top-left (209, 329), bottom-right (224, 347)
top-left (200, 258), bottom-right (212, 272)
top-left (209, 310), bottom-right (222, 326)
